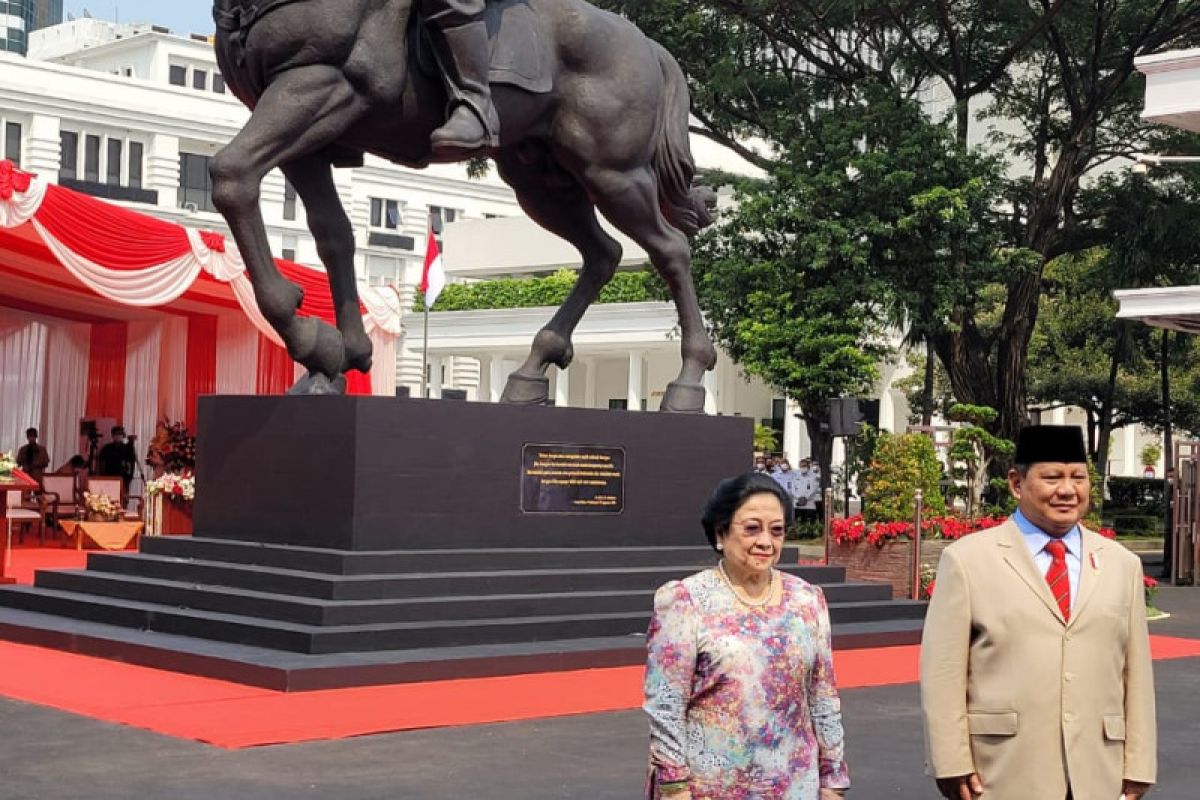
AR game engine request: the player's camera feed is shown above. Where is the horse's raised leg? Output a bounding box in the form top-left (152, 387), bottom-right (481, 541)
top-left (210, 65), bottom-right (369, 393)
top-left (281, 157), bottom-right (372, 374)
top-left (583, 166), bottom-right (716, 413)
top-left (494, 154), bottom-right (623, 405)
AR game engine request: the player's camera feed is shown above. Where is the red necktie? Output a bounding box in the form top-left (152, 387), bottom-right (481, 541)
top-left (1044, 539), bottom-right (1070, 620)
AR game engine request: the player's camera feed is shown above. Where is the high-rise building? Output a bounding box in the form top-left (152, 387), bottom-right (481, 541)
top-left (2, 0), bottom-right (64, 55)
top-left (32, 0), bottom-right (64, 32)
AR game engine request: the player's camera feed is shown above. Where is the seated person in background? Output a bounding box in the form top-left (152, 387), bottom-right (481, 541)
top-left (54, 455), bottom-right (89, 478)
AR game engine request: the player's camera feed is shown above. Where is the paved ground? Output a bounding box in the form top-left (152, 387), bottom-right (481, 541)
top-left (1, 587), bottom-right (1197, 799)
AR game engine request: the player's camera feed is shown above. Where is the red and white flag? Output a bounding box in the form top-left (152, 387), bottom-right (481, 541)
top-left (421, 228), bottom-right (446, 310)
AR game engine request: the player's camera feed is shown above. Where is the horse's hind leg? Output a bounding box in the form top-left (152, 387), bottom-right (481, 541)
top-left (582, 166), bottom-right (716, 412)
top-left (494, 152), bottom-right (622, 405)
top-left (210, 65), bottom-right (369, 392)
top-left (281, 156), bottom-right (372, 373)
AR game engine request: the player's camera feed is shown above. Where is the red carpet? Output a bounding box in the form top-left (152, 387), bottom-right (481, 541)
top-left (0, 545), bottom-right (1197, 748)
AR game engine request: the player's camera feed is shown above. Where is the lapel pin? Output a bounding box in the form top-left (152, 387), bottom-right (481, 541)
top-left (1089, 552), bottom-right (1100, 571)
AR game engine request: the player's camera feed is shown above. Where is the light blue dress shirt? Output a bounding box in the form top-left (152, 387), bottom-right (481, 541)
top-left (1012, 508), bottom-right (1082, 611)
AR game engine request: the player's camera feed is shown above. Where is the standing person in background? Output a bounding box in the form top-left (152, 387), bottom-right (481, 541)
top-left (16, 427), bottom-right (50, 484)
top-left (793, 459), bottom-right (820, 526)
top-left (920, 425), bottom-right (1155, 800)
top-left (97, 426), bottom-right (137, 493)
top-left (772, 458), bottom-right (797, 507)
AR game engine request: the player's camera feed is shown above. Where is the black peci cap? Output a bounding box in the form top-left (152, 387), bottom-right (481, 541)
top-left (1014, 425), bottom-right (1088, 465)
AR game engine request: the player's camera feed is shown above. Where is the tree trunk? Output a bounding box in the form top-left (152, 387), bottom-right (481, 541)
top-left (1085, 407), bottom-right (1096, 461)
top-left (921, 341), bottom-right (935, 426)
top-left (805, 417), bottom-right (834, 495)
top-left (1096, 322), bottom-right (1129, 480)
top-left (1162, 328), bottom-right (1174, 471)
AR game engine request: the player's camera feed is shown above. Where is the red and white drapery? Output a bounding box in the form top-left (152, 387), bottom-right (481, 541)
top-left (0, 159), bottom-right (403, 399)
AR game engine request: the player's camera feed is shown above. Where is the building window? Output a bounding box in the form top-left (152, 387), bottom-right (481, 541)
top-left (169, 65), bottom-right (186, 86)
top-left (213, 74), bottom-right (226, 94)
top-left (177, 152), bottom-right (216, 212)
top-left (193, 69), bottom-right (208, 91)
top-left (429, 205), bottom-right (458, 228)
top-left (123, 66), bottom-right (134, 77)
top-left (4, 122), bottom-right (21, 167)
top-left (370, 197), bottom-right (400, 230)
top-left (106, 139), bottom-right (122, 185)
top-left (128, 142), bottom-right (144, 189)
top-left (84, 134), bottom-right (101, 182)
top-left (283, 180), bottom-right (297, 221)
top-left (60, 131), bottom-right (78, 179)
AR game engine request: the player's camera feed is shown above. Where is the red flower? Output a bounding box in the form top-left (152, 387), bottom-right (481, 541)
top-left (924, 580), bottom-right (936, 598)
top-left (1143, 575), bottom-right (1158, 589)
top-left (173, 485), bottom-right (183, 495)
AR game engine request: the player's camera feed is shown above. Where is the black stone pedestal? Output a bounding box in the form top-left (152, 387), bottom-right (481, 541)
top-left (195, 396), bottom-right (752, 549)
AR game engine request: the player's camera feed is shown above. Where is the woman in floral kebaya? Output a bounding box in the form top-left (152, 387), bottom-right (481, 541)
top-left (644, 473), bottom-right (850, 800)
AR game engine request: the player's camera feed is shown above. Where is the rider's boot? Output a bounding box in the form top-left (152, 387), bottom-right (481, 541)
top-left (430, 19), bottom-right (499, 157)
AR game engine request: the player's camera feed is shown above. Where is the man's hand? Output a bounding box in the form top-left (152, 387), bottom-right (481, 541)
top-left (1123, 780), bottom-right (1152, 799)
top-left (935, 774), bottom-right (983, 800)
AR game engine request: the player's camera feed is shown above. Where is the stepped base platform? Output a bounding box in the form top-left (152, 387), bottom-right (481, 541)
top-left (0, 397), bottom-right (926, 691)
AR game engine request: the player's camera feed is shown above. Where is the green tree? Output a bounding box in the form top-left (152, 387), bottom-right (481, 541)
top-left (598, 0), bottom-right (1200, 442)
top-left (862, 432), bottom-right (947, 523)
top-left (946, 404), bottom-right (1016, 519)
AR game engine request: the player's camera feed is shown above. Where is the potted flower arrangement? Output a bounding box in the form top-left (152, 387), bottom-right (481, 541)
top-left (83, 491), bottom-right (122, 522)
top-left (144, 420), bottom-right (197, 536)
top-left (0, 451), bottom-right (15, 479)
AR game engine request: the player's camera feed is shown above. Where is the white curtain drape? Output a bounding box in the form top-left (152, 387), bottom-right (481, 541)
top-left (158, 316), bottom-right (187, 423)
top-left (123, 320), bottom-right (162, 495)
top-left (42, 321), bottom-right (90, 470)
top-left (0, 313), bottom-right (48, 458)
top-left (215, 313), bottom-right (257, 395)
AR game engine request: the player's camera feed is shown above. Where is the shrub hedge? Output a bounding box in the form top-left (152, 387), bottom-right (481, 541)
top-left (414, 268), bottom-right (668, 311)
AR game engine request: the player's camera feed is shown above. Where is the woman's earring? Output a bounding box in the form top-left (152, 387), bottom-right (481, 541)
top-left (716, 543), bottom-right (724, 551)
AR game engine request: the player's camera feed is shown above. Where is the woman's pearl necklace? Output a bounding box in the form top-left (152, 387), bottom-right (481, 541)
top-left (718, 559), bottom-right (777, 608)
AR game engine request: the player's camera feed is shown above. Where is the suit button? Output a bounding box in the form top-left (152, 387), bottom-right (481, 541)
top-left (1065, 633), bottom-right (1073, 641)
top-left (1064, 672), bottom-right (1075, 681)
top-left (1064, 712), bottom-right (1076, 723)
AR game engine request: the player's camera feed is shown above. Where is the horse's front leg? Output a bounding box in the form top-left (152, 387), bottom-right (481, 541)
top-left (281, 157), bottom-right (372, 374)
top-left (210, 65), bottom-right (369, 392)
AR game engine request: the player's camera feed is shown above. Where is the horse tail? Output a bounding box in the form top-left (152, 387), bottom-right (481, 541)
top-left (650, 43), bottom-right (716, 238)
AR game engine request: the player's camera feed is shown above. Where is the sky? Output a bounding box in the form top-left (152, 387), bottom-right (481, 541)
top-left (64, 2), bottom-right (215, 36)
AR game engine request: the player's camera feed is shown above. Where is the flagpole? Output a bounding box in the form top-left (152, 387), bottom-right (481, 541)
top-left (421, 302), bottom-right (430, 398)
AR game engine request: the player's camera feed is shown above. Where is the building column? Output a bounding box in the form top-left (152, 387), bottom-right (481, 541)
top-left (1122, 425), bottom-right (1137, 478)
top-left (879, 389), bottom-right (896, 433)
top-left (582, 358), bottom-right (597, 409)
top-left (427, 355), bottom-right (444, 399)
top-left (627, 351), bottom-right (644, 411)
top-left (145, 133), bottom-right (180, 212)
top-left (478, 355), bottom-right (492, 402)
top-left (24, 114), bottom-right (61, 177)
top-left (554, 365), bottom-right (570, 408)
top-left (703, 369), bottom-right (718, 415)
top-left (489, 357), bottom-right (509, 404)
top-left (452, 356), bottom-right (481, 399)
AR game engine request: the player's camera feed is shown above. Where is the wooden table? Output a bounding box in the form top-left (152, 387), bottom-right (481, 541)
top-left (1, 471), bottom-right (39, 583)
top-left (60, 519), bottom-right (144, 551)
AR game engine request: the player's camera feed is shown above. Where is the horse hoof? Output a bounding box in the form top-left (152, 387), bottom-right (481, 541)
top-left (288, 317), bottom-right (346, 377)
top-left (500, 373), bottom-right (550, 405)
top-left (344, 332), bottom-right (373, 374)
top-left (531, 328), bottom-right (574, 369)
top-left (288, 371), bottom-right (348, 396)
top-left (659, 381), bottom-right (706, 413)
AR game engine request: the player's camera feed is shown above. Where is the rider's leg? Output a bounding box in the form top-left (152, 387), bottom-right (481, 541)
top-left (422, 0), bottom-right (498, 154)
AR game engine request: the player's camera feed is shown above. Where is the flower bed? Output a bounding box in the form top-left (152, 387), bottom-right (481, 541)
top-left (828, 514), bottom-right (1116, 599)
top-left (145, 471), bottom-right (194, 536)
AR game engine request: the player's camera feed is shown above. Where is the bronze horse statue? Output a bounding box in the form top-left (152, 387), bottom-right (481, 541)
top-left (211, 0), bottom-right (717, 411)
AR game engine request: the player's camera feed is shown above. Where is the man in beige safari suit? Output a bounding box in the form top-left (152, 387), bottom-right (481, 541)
top-left (920, 425), bottom-right (1156, 800)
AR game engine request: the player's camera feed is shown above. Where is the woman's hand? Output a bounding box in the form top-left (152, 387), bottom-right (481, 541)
top-left (819, 789), bottom-right (847, 799)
